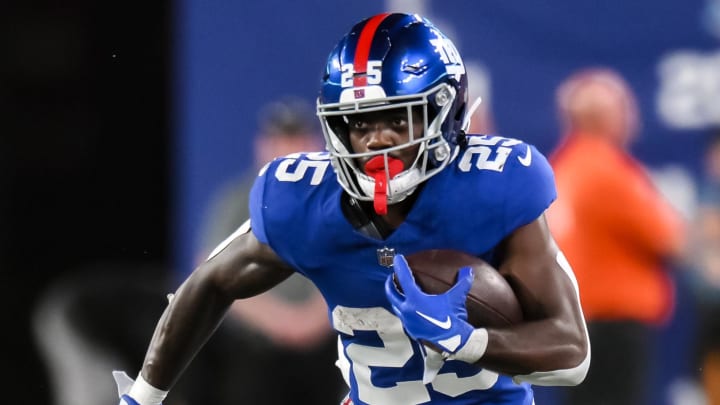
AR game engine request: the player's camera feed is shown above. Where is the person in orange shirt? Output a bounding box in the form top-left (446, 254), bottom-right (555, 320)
top-left (547, 68), bottom-right (686, 405)
top-left (688, 129), bottom-right (720, 404)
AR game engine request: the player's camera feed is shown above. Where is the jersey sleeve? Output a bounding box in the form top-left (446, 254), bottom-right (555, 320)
top-left (248, 152), bottom-right (337, 270)
top-left (502, 143), bottom-right (557, 233)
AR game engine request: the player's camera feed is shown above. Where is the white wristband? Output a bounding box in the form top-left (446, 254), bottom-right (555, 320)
top-left (127, 373), bottom-right (168, 405)
top-left (449, 328), bottom-right (489, 363)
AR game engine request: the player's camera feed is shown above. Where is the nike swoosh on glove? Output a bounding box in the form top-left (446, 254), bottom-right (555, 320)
top-left (385, 254), bottom-right (475, 354)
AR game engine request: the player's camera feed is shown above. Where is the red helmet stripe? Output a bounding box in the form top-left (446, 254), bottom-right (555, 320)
top-left (353, 13), bottom-right (391, 87)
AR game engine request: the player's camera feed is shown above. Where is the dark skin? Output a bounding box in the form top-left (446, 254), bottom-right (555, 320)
top-left (139, 108), bottom-right (588, 390)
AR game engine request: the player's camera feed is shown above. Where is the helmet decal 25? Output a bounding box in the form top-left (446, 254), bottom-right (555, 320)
top-left (348, 12), bottom-right (391, 89)
top-left (317, 13), bottom-right (469, 206)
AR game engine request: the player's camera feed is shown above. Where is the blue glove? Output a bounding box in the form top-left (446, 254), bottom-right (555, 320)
top-left (119, 395), bottom-right (141, 405)
top-left (385, 254), bottom-right (475, 354)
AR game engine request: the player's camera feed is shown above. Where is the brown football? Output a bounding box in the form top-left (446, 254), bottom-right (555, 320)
top-left (404, 249), bottom-right (523, 327)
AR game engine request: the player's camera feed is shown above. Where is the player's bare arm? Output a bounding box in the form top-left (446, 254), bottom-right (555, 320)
top-left (387, 212), bottom-right (590, 386)
top-left (482, 213), bottom-right (589, 382)
top-left (139, 228), bottom-right (294, 390)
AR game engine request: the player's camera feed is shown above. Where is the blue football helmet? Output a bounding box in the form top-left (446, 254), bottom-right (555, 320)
top-left (317, 13), bottom-right (469, 205)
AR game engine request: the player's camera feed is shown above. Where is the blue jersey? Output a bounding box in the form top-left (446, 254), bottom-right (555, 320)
top-left (249, 135), bottom-right (556, 405)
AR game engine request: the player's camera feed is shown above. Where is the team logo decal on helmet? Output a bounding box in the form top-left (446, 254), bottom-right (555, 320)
top-left (317, 13), bottom-right (469, 208)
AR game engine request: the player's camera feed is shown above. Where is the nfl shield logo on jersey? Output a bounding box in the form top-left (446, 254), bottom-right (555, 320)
top-left (377, 246), bottom-right (396, 267)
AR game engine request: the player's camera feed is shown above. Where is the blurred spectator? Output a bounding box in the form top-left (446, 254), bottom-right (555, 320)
top-left (547, 68), bottom-right (687, 405)
top-left (196, 97), bottom-right (323, 257)
top-left (191, 96), bottom-right (344, 405)
top-left (688, 129), bottom-right (720, 404)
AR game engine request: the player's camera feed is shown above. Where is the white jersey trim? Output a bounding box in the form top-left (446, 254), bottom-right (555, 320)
top-left (206, 219), bottom-right (251, 261)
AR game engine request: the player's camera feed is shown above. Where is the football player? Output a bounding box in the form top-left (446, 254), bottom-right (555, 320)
top-left (115, 13), bottom-right (590, 405)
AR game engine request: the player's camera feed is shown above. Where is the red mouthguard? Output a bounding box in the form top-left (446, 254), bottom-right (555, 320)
top-left (364, 156), bottom-right (404, 215)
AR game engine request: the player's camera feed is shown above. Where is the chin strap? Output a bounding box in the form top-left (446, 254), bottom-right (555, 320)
top-left (364, 156), bottom-right (404, 215)
top-left (461, 96), bottom-right (483, 133)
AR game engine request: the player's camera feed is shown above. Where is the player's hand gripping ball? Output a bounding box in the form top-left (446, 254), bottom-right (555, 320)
top-left (385, 250), bottom-right (522, 354)
top-left (385, 253), bottom-right (474, 353)
top-left (404, 249), bottom-right (523, 327)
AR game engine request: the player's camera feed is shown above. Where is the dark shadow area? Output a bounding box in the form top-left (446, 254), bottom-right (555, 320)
top-left (1, 1), bottom-right (170, 402)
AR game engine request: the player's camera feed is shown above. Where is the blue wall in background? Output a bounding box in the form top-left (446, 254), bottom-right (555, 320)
top-left (175, 2), bottom-right (719, 402)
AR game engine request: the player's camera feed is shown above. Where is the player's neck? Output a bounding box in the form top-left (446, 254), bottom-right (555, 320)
top-left (340, 189), bottom-right (421, 240)
top-left (365, 185), bottom-right (422, 230)
top-left (382, 199), bottom-right (414, 228)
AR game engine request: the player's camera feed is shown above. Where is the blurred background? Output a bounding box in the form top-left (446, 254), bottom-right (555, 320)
top-left (4, 0), bottom-right (720, 404)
